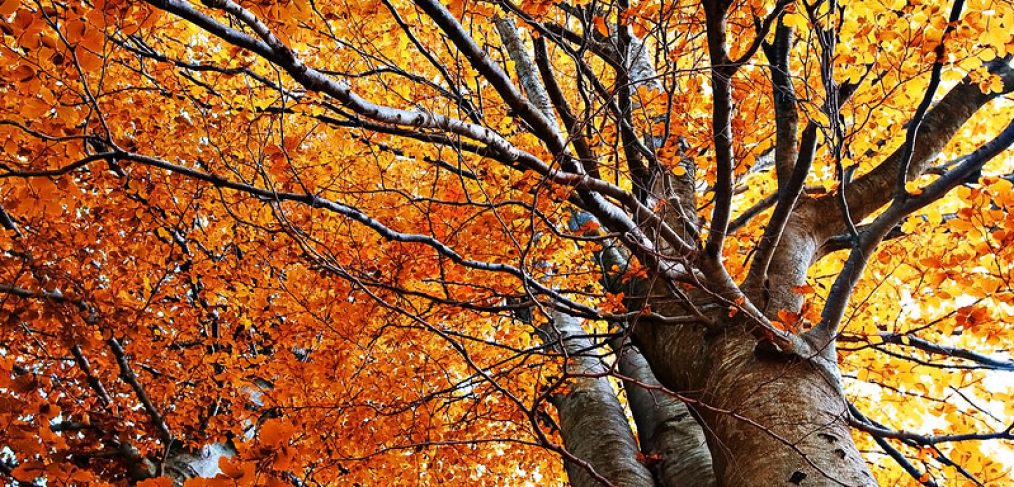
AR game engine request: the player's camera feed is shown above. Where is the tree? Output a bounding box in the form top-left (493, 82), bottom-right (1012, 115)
top-left (1, 0), bottom-right (1013, 485)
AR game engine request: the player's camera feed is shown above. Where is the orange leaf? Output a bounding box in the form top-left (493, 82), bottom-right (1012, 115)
top-left (260, 418), bottom-right (294, 446)
top-left (137, 477), bottom-right (174, 487)
top-left (11, 462), bottom-right (45, 482)
top-left (593, 16), bottom-right (609, 36)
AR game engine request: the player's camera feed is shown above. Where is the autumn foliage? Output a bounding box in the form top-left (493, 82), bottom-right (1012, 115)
top-left (1, 0), bottom-right (1013, 486)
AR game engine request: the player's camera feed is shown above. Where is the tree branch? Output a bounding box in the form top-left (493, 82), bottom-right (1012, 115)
top-left (107, 338), bottom-right (174, 445)
top-left (815, 56), bottom-right (1014, 236)
top-left (894, 0), bottom-right (966, 201)
top-left (807, 115), bottom-right (1014, 345)
top-left (413, 0), bottom-right (567, 154)
top-left (533, 37), bottom-right (598, 176)
top-left (702, 1), bottom-right (736, 258)
top-left (493, 15), bottom-right (557, 124)
top-left (762, 17), bottom-right (799, 190)
top-left (876, 333), bottom-right (1014, 371)
top-left (731, 0), bottom-right (794, 67)
top-left (543, 312), bottom-right (656, 487)
top-left (744, 124), bottom-right (817, 298)
top-left (143, 0), bottom-right (525, 160)
top-left (849, 404), bottom-right (940, 487)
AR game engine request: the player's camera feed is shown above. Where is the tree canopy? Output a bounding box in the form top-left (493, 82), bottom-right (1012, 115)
top-left (1, 0), bottom-right (1013, 486)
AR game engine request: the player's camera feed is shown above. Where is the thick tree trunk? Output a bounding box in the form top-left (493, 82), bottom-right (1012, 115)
top-left (697, 334), bottom-right (871, 487)
top-left (637, 61), bottom-right (1014, 487)
top-left (635, 324), bottom-right (875, 487)
top-left (548, 312), bottom-right (656, 487)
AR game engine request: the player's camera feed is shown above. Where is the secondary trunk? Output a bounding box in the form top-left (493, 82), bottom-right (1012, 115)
top-left (614, 339), bottom-right (716, 487)
top-left (547, 311), bottom-right (656, 487)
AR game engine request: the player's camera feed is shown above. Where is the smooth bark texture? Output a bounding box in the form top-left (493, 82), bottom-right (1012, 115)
top-left (503, 18), bottom-right (718, 485)
top-left (614, 340), bottom-right (716, 487)
top-left (6, 1), bottom-right (1013, 486)
top-left (496, 20), bottom-right (668, 485)
top-left (165, 444), bottom-right (236, 487)
top-left (634, 318), bottom-right (874, 487)
top-left (548, 312), bottom-right (656, 487)
top-left (494, 16), bottom-right (557, 125)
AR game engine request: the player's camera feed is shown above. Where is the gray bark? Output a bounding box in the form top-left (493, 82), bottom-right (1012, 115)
top-left (495, 18), bottom-right (656, 485)
top-left (614, 27), bottom-right (717, 487)
top-left (765, 59), bottom-right (1014, 315)
top-left (639, 59), bottom-right (1014, 487)
top-left (60, 4), bottom-right (1014, 486)
top-left (595, 227), bottom-right (715, 487)
top-left (164, 444), bottom-right (236, 486)
top-left (493, 16), bottom-right (557, 125)
top-left (613, 339), bottom-right (716, 487)
top-left (547, 311), bottom-right (656, 487)
top-left (498, 18), bottom-right (715, 486)
top-left (633, 320), bottom-right (874, 487)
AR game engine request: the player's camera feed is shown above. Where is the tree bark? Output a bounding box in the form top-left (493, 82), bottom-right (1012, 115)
top-left (58, 3), bottom-right (1014, 486)
top-left (493, 19), bottom-right (658, 486)
top-left (765, 60), bottom-right (1014, 314)
top-left (164, 444), bottom-right (236, 486)
top-left (548, 312), bottom-right (656, 487)
top-left (614, 340), bottom-right (716, 487)
top-left (634, 322), bottom-right (875, 487)
top-left (493, 16), bottom-right (557, 125)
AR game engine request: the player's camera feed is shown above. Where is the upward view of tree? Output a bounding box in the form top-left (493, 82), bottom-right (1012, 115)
top-left (2, 0), bottom-right (1014, 485)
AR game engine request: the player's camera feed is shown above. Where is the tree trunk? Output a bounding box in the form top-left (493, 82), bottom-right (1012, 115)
top-left (614, 340), bottom-right (716, 487)
top-left (548, 312), bottom-right (656, 487)
top-left (164, 443), bottom-right (236, 486)
top-left (699, 334), bottom-right (872, 487)
top-left (635, 323), bottom-right (875, 487)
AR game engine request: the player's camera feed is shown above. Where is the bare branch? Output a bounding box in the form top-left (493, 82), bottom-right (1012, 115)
top-left (875, 333), bottom-right (1014, 371)
top-left (413, 0), bottom-right (567, 154)
top-left (107, 338), bottom-right (174, 445)
top-left (762, 17), bottom-right (800, 189)
top-left (849, 404), bottom-right (940, 487)
top-left (702, 1), bottom-right (736, 258)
